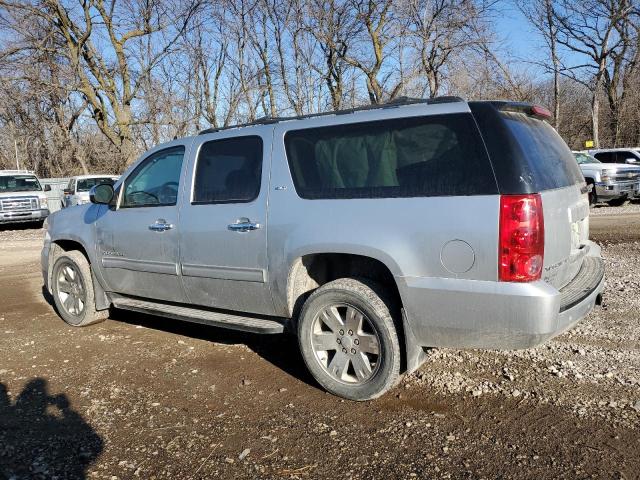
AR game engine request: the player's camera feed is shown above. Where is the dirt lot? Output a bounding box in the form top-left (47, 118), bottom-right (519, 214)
top-left (1, 206), bottom-right (639, 480)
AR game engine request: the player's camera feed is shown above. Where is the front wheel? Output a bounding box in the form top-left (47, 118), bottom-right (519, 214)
top-left (607, 196), bottom-right (627, 207)
top-left (297, 278), bottom-right (401, 401)
top-left (51, 250), bottom-right (108, 327)
top-left (587, 182), bottom-right (597, 206)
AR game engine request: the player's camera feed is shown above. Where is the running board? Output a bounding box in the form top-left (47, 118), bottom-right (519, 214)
top-left (111, 296), bottom-right (285, 334)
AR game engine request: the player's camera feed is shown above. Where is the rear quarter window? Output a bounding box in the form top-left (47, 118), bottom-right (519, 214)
top-left (469, 102), bottom-right (584, 193)
top-left (284, 114), bottom-right (497, 199)
top-left (501, 112), bottom-right (584, 190)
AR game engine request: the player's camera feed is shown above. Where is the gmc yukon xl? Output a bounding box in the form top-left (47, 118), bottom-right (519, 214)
top-left (42, 98), bottom-right (605, 400)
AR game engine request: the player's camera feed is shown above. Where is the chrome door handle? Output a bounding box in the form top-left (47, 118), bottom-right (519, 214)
top-left (228, 220), bottom-right (261, 232)
top-left (149, 219), bottom-right (174, 232)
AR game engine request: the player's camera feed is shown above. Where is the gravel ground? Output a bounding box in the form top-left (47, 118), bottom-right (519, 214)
top-left (406, 240), bottom-right (640, 429)
top-left (589, 199), bottom-right (640, 216)
top-left (0, 209), bottom-right (639, 479)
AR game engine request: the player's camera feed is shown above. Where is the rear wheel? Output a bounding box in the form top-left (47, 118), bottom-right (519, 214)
top-left (51, 251), bottom-right (108, 327)
top-left (297, 278), bottom-right (401, 401)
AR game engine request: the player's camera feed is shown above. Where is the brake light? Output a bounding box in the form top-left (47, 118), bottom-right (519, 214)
top-left (499, 194), bottom-right (545, 282)
top-left (531, 105), bottom-right (551, 119)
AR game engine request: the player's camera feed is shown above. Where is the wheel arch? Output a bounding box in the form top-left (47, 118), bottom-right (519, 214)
top-left (48, 238), bottom-right (110, 311)
top-left (285, 252), bottom-right (424, 374)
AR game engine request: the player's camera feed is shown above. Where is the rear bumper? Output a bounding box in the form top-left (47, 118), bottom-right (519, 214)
top-left (398, 241), bottom-right (604, 350)
top-left (0, 208), bottom-right (49, 224)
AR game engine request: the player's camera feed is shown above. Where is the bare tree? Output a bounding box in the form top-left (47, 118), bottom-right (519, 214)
top-left (405, 0), bottom-right (492, 98)
top-left (518, 0), bottom-right (562, 129)
top-left (552, 0), bottom-right (635, 147)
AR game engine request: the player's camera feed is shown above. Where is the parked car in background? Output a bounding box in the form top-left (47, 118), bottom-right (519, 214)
top-left (61, 175), bottom-right (119, 208)
top-left (0, 170), bottom-right (50, 227)
top-left (43, 98), bottom-right (604, 401)
top-left (588, 148), bottom-right (640, 165)
top-left (574, 151), bottom-right (640, 206)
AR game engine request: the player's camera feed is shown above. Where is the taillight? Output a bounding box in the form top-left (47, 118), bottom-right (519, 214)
top-left (499, 194), bottom-right (544, 282)
top-left (531, 105), bottom-right (551, 119)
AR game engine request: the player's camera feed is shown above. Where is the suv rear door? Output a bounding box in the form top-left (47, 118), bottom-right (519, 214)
top-left (470, 102), bottom-right (589, 289)
top-left (177, 128), bottom-right (274, 316)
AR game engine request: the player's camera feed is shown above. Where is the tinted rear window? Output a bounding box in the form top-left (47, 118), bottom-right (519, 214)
top-left (193, 136), bottom-right (262, 204)
top-left (284, 114), bottom-right (497, 199)
top-left (500, 112), bottom-right (584, 190)
top-left (593, 152), bottom-right (615, 163)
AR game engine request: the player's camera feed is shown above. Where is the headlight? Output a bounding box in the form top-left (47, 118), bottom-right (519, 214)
top-left (40, 197), bottom-right (48, 208)
top-left (601, 169), bottom-right (614, 182)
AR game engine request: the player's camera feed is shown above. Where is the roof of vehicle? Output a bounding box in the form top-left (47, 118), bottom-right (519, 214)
top-left (196, 97), bottom-right (552, 137)
top-left (588, 147), bottom-right (640, 152)
top-left (198, 96), bottom-right (466, 135)
top-left (71, 174), bottom-right (120, 180)
top-left (0, 169), bottom-right (36, 176)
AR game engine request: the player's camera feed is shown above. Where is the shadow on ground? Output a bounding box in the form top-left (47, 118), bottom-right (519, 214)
top-left (40, 286), bottom-right (315, 389)
top-left (108, 307), bottom-right (318, 390)
top-left (0, 222), bottom-right (43, 232)
top-left (0, 379), bottom-right (103, 479)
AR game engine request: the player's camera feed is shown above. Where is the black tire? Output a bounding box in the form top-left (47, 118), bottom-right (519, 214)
top-left (51, 250), bottom-right (108, 327)
top-left (607, 196), bottom-right (627, 207)
top-left (587, 181), bottom-right (597, 206)
top-left (297, 278), bottom-right (401, 401)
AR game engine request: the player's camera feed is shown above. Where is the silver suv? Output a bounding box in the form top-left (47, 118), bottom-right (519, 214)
top-left (42, 98), bottom-right (605, 400)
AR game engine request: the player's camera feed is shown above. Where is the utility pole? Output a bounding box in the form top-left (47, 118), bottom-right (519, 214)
top-left (14, 139), bottom-right (19, 170)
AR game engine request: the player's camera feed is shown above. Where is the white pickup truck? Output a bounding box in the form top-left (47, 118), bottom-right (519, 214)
top-left (0, 170), bottom-right (50, 226)
top-left (574, 152), bottom-right (640, 206)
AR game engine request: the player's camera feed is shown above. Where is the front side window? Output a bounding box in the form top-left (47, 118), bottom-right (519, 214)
top-left (284, 114), bottom-right (496, 199)
top-left (193, 136), bottom-right (263, 204)
top-left (616, 151), bottom-right (639, 163)
top-left (122, 146), bottom-right (185, 208)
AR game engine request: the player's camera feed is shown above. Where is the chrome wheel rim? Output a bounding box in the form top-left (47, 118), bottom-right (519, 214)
top-left (55, 262), bottom-right (86, 317)
top-left (310, 304), bottom-right (381, 385)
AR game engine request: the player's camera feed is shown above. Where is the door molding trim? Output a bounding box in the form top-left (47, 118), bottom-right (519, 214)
top-left (102, 257), bottom-right (178, 275)
top-left (181, 263), bottom-right (266, 283)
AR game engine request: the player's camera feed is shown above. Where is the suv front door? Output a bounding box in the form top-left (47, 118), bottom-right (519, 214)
top-left (95, 143), bottom-right (189, 303)
top-left (178, 130), bottom-right (274, 315)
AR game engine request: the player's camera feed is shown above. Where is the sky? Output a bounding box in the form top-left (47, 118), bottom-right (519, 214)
top-left (493, 4), bottom-right (549, 72)
top-left (491, 1), bottom-right (588, 79)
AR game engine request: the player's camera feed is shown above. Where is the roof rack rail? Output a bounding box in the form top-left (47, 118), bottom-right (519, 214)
top-left (198, 96), bottom-right (465, 135)
top-left (0, 169), bottom-right (34, 174)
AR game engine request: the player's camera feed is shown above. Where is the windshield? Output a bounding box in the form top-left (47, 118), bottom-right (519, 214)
top-left (0, 175), bottom-right (42, 192)
top-left (574, 153), bottom-right (601, 165)
top-left (76, 177), bottom-right (116, 192)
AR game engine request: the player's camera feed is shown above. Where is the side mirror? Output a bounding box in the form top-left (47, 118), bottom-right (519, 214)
top-left (90, 184), bottom-right (115, 205)
top-left (44, 184), bottom-right (52, 192)
top-left (63, 188), bottom-right (71, 195)
top-left (625, 158), bottom-right (637, 164)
